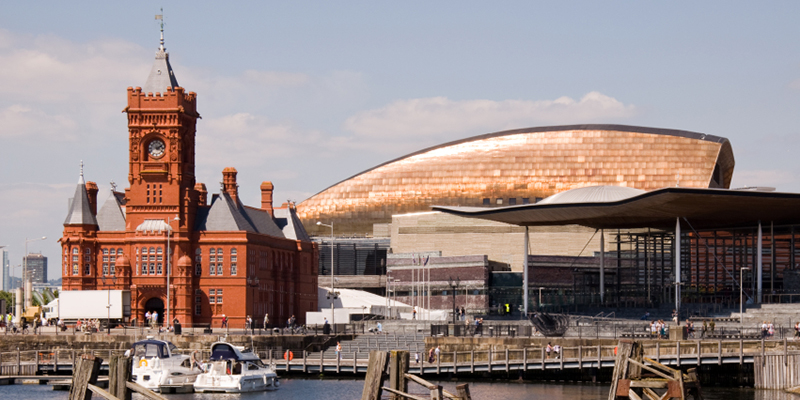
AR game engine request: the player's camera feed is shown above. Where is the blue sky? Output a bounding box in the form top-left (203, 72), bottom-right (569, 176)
top-left (1, 2), bottom-right (799, 280)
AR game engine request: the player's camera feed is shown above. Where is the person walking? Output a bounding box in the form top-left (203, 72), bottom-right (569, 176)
top-left (221, 314), bottom-right (228, 329)
top-left (434, 345), bottom-right (440, 362)
top-left (336, 341), bottom-right (342, 360)
top-left (546, 343), bottom-right (553, 359)
top-left (263, 314), bottom-right (269, 331)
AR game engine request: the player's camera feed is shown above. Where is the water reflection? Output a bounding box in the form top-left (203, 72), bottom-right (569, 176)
top-left (2, 377), bottom-right (797, 400)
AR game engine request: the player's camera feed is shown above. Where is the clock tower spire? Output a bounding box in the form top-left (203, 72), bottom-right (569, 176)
top-left (124, 32), bottom-right (199, 232)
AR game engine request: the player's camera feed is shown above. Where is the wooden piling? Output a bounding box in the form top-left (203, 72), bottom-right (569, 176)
top-left (69, 354), bottom-right (102, 400)
top-left (361, 350), bottom-right (388, 400)
top-left (456, 383), bottom-right (472, 400)
top-left (389, 350), bottom-right (409, 400)
top-left (109, 355), bottom-right (131, 400)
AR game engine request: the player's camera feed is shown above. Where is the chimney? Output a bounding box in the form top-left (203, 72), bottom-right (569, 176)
top-left (195, 182), bottom-right (208, 205)
top-left (222, 167), bottom-right (239, 204)
top-left (260, 181), bottom-right (274, 217)
top-left (85, 181), bottom-right (99, 216)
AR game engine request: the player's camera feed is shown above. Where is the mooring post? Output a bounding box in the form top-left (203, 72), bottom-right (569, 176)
top-left (360, 350), bottom-right (388, 400)
top-left (68, 354), bottom-right (102, 400)
top-left (354, 351), bottom-right (358, 375)
top-left (109, 355), bottom-right (132, 400)
top-left (388, 350), bottom-right (409, 400)
top-left (456, 383), bottom-right (472, 400)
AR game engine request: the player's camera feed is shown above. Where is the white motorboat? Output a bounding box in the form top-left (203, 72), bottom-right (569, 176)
top-left (193, 342), bottom-right (279, 393)
top-left (130, 337), bottom-right (202, 392)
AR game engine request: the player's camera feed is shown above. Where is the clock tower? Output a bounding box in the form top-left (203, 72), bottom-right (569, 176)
top-left (124, 34), bottom-right (200, 232)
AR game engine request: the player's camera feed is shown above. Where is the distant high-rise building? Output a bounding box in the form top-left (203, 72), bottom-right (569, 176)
top-left (24, 253), bottom-right (47, 284)
top-left (1, 250), bottom-right (8, 291)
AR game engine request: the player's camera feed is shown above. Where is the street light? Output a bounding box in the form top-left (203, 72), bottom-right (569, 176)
top-left (102, 276), bottom-right (117, 335)
top-left (23, 236), bottom-right (46, 312)
top-left (740, 267), bottom-right (751, 331)
top-left (316, 221), bottom-right (335, 333)
top-left (248, 276), bottom-right (259, 334)
top-left (448, 277), bottom-right (460, 324)
top-left (165, 216), bottom-right (179, 329)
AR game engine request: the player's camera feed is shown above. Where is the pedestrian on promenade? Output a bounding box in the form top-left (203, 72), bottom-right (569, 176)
top-left (768, 321), bottom-right (775, 338)
top-left (434, 346), bottom-right (440, 362)
top-left (145, 311), bottom-right (151, 328)
top-left (263, 314), bottom-right (269, 330)
top-left (702, 320), bottom-right (708, 338)
top-left (245, 315), bottom-right (251, 330)
top-left (413, 308), bottom-right (417, 320)
top-left (761, 321), bottom-right (768, 339)
top-left (415, 352), bottom-right (420, 364)
top-left (794, 321), bottom-right (800, 339)
top-left (553, 344), bottom-right (561, 359)
top-left (221, 314), bottom-right (228, 329)
top-left (377, 321), bottom-right (383, 334)
top-left (336, 341), bottom-right (342, 360)
top-left (709, 319), bottom-right (715, 334)
top-left (672, 309), bottom-right (678, 325)
top-left (428, 348), bottom-right (435, 363)
top-left (686, 320), bottom-right (694, 339)
top-left (546, 343), bottom-right (552, 359)
top-left (650, 321), bottom-right (657, 338)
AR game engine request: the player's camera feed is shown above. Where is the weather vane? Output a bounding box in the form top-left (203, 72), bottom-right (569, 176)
top-left (155, 8), bottom-right (165, 50)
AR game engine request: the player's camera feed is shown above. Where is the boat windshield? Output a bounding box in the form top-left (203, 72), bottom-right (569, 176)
top-left (210, 343), bottom-right (238, 361)
top-left (167, 342), bottom-right (178, 356)
top-left (132, 342), bottom-right (167, 359)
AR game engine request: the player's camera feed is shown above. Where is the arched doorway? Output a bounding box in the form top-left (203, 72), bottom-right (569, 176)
top-left (144, 297), bottom-right (165, 324)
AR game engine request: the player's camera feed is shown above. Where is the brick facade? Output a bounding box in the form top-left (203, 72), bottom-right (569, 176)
top-left (60, 41), bottom-right (317, 328)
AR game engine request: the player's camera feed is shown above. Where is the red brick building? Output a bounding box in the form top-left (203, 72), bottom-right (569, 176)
top-left (59, 36), bottom-right (318, 328)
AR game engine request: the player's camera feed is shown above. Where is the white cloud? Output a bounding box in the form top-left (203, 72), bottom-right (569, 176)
top-left (339, 91), bottom-right (636, 153)
top-left (197, 113), bottom-right (324, 170)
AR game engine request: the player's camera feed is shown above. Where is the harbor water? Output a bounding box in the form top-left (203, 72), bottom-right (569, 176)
top-left (1, 378), bottom-right (797, 400)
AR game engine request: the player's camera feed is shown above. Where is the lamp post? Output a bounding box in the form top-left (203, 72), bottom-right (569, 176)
top-left (448, 277), bottom-right (460, 324)
top-left (248, 276), bottom-right (259, 334)
top-left (740, 267), bottom-right (751, 332)
top-left (102, 276), bottom-right (117, 335)
top-left (165, 215), bottom-right (179, 330)
top-left (316, 221), bottom-right (335, 333)
top-left (23, 236), bottom-right (46, 313)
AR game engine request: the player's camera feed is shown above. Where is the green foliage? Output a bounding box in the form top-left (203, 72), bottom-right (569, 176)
top-left (0, 291), bottom-right (12, 314)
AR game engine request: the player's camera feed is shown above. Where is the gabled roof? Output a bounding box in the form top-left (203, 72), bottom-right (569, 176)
top-left (142, 46), bottom-right (179, 94)
top-left (64, 170), bottom-right (97, 226)
top-left (97, 190), bottom-right (126, 231)
top-left (195, 192), bottom-right (285, 237)
top-left (274, 207), bottom-right (311, 241)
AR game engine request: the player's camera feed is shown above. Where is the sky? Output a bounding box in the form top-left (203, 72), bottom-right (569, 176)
top-left (0, 2), bottom-right (799, 282)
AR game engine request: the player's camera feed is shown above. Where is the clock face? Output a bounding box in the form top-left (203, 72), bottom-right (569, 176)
top-left (148, 139), bottom-right (166, 158)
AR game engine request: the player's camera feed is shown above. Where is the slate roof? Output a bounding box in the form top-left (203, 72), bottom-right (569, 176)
top-left (64, 173), bottom-right (98, 226)
top-left (97, 190), bottom-right (126, 231)
top-left (274, 207), bottom-right (311, 241)
top-left (194, 192), bottom-right (285, 237)
top-left (142, 47), bottom-right (179, 94)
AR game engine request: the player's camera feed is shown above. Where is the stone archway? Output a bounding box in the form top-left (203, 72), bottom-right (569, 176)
top-left (144, 297), bottom-right (165, 324)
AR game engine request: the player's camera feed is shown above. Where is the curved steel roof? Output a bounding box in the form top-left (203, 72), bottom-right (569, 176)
top-left (433, 187), bottom-right (800, 230)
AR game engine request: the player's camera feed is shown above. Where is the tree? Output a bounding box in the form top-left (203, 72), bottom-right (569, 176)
top-left (0, 291), bottom-right (12, 314)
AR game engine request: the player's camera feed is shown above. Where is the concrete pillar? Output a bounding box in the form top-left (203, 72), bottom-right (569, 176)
top-left (15, 287), bottom-right (22, 323)
top-left (675, 218), bottom-right (681, 315)
top-left (25, 280), bottom-right (32, 309)
top-left (600, 229), bottom-right (605, 304)
top-left (757, 221), bottom-right (763, 304)
top-left (523, 227), bottom-right (529, 317)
